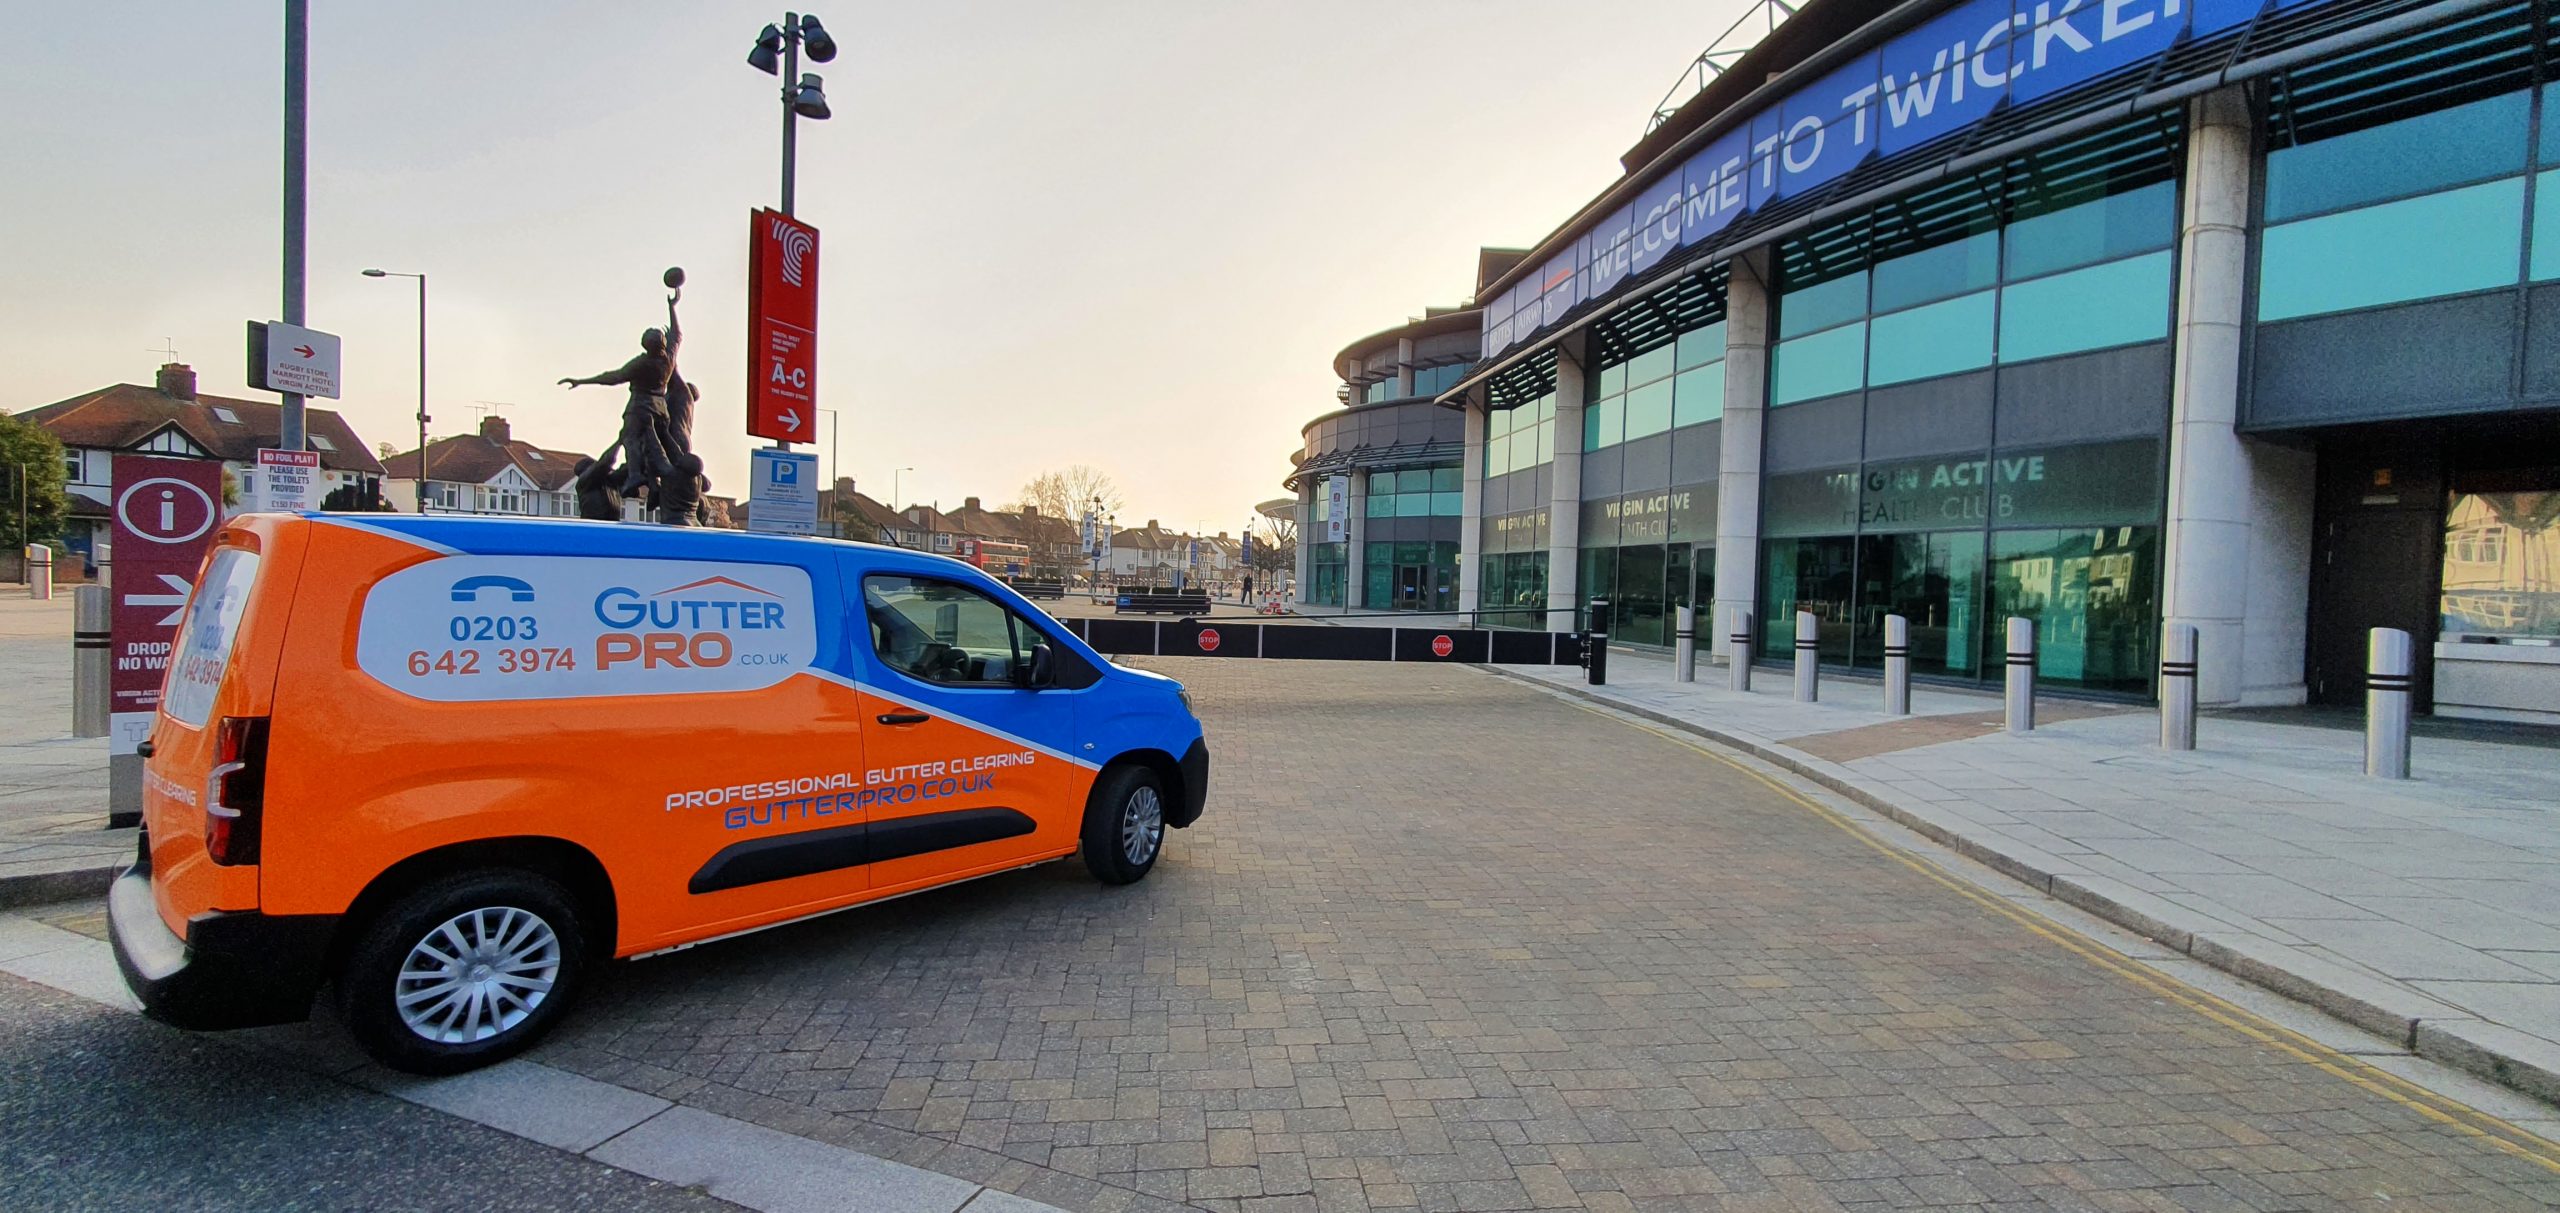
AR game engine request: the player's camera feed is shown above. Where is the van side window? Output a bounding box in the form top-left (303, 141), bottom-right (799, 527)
top-left (864, 575), bottom-right (1044, 686)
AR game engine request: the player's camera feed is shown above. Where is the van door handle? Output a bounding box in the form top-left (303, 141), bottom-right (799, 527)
top-left (876, 712), bottom-right (930, 725)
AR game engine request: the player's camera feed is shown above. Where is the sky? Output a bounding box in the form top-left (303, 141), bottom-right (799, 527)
top-left (2, 1), bottom-right (1748, 535)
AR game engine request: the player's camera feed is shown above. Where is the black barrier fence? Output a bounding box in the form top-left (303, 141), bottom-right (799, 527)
top-left (1056, 618), bottom-right (1584, 666)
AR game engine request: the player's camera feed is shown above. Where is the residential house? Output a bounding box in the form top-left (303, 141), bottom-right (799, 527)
top-left (17, 362), bottom-right (386, 557)
top-left (379, 416), bottom-right (583, 517)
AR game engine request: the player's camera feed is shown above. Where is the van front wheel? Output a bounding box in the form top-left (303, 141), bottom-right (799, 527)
top-left (339, 869), bottom-right (588, 1075)
top-left (1081, 765), bottom-right (1166, 885)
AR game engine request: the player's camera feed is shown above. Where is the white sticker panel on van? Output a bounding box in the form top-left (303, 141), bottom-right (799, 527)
top-left (354, 557), bottom-right (819, 703)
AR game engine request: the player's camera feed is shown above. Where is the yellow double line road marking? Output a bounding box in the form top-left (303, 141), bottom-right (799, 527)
top-left (1568, 699), bottom-right (2560, 1175)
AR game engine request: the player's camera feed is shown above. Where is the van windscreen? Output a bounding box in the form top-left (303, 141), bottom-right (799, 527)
top-left (163, 547), bottom-right (260, 727)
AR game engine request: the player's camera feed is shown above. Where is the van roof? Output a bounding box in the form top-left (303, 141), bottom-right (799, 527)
top-left (300, 512), bottom-right (933, 564)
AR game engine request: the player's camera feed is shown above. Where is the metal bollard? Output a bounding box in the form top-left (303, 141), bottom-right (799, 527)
top-left (2159, 623), bottom-right (2198, 751)
top-left (73, 586), bottom-right (110, 738)
top-left (1882, 614), bottom-right (1910, 715)
top-left (1586, 597), bottom-right (1611, 687)
top-left (2364, 627), bottom-right (2413, 779)
top-left (1793, 610), bottom-right (1819, 703)
top-left (25, 544), bottom-right (53, 601)
top-left (1728, 607), bottom-right (1753, 693)
top-left (2004, 616), bottom-right (2037, 734)
top-left (1674, 605), bottom-right (1696, 683)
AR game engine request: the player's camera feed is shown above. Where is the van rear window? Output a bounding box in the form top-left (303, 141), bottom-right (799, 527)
top-left (163, 548), bottom-right (259, 727)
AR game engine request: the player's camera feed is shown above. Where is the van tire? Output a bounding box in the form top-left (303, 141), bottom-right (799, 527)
top-left (337, 869), bottom-right (588, 1076)
top-left (1081, 764), bottom-right (1166, 886)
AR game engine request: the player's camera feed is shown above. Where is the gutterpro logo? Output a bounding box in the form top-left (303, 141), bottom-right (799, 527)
top-left (356, 557), bottom-right (817, 703)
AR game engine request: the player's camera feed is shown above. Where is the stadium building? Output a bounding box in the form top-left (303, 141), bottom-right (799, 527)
top-left (1289, 0), bottom-right (2560, 722)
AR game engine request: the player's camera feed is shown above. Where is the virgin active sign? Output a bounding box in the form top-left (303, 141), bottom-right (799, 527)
top-left (1484, 0), bottom-right (2337, 357)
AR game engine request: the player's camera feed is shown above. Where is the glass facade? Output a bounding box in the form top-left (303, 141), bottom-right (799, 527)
top-left (2440, 466), bottom-right (2560, 639)
top-left (1771, 171), bottom-right (2175, 405)
top-left (1480, 551), bottom-right (1549, 629)
top-left (1307, 541), bottom-right (1347, 607)
top-left (1363, 541), bottom-right (1461, 612)
top-left (1364, 466), bottom-right (1462, 517)
top-left (1485, 394), bottom-right (1556, 477)
top-left (1582, 324), bottom-right (1725, 451)
top-left (2258, 85), bottom-right (2560, 321)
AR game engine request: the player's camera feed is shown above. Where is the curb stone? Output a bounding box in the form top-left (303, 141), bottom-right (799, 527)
top-left (0, 864), bottom-right (118, 910)
top-left (1485, 663), bottom-right (2560, 1110)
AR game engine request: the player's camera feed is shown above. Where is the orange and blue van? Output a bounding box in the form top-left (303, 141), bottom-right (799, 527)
top-left (110, 512), bottom-right (1207, 1073)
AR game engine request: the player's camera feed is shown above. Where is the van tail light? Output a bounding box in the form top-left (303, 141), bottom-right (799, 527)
top-left (205, 716), bottom-right (270, 866)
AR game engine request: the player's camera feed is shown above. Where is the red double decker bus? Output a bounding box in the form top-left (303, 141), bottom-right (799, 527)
top-left (956, 538), bottom-right (1033, 578)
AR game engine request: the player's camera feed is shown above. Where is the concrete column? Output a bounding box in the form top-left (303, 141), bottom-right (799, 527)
top-left (2163, 87), bottom-right (2315, 707)
top-left (1396, 337), bottom-right (1416, 398)
top-left (1293, 488), bottom-right (1312, 608)
top-left (1712, 247), bottom-right (1773, 661)
top-left (1458, 402), bottom-right (1485, 614)
top-left (1345, 470), bottom-right (1369, 610)
top-left (1546, 342), bottom-right (1587, 632)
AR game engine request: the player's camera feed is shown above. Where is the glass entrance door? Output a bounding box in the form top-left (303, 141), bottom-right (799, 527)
top-left (1393, 564), bottom-right (1428, 611)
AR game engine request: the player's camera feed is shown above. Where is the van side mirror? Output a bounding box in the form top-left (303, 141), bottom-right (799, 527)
top-left (1023, 643), bottom-right (1055, 689)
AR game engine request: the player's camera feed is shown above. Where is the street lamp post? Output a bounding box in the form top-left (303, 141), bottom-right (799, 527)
top-left (360, 269), bottom-right (427, 511)
top-left (747, 13), bottom-right (835, 457)
top-left (892, 466), bottom-right (915, 510)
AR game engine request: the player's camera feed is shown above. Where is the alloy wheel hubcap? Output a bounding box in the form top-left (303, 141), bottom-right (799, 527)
top-left (395, 905), bottom-right (561, 1045)
top-left (1122, 786), bottom-right (1164, 865)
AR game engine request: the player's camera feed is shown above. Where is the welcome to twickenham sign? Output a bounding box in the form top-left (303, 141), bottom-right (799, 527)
top-left (1483, 0), bottom-right (2341, 359)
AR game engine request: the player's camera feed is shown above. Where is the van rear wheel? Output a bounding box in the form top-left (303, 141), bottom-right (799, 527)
top-left (1081, 764), bottom-right (1167, 885)
top-left (339, 869), bottom-right (588, 1075)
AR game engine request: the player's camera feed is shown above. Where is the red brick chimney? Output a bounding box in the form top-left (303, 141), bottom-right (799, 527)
top-left (155, 363), bottom-right (196, 400)
top-left (479, 415), bottom-right (511, 443)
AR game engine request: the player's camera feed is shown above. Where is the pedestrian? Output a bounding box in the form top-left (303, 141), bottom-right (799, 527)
top-left (1243, 574), bottom-right (1255, 603)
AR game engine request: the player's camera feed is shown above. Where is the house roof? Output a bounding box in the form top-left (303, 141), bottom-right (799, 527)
top-left (19, 381), bottom-right (385, 474)
top-left (820, 485), bottom-right (908, 534)
top-left (380, 430), bottom-right (589, 492)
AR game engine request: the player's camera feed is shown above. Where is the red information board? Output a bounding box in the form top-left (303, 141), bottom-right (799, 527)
top-left (108, 454), bottom-right (225, 755)
top-left (747, 208), bottom-right (820, 444)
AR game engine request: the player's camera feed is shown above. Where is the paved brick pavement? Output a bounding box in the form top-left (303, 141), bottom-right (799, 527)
top-left (0, 595), bottom-right (127, 905)
top-left (1512, 649), bottom-right (2560, 1108)
top-left (532, 659), bottom-right (2560, 1212)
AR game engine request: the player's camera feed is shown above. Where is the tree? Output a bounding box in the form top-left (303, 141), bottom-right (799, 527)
top-left (0, 413), bottom-right (70, 552)
top-left (1018, 465), bottom-right (1124, 525)
top-left (1248, 515), bottom-right (1296, 578)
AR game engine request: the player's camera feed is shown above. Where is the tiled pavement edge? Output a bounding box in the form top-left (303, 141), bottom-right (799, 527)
top-left (0, 912), bottom-right (1073, 1213)
top-left (1491, 653), bottom-right (2560, 1109)
top-left (0, 596), bottom-right (128, 908)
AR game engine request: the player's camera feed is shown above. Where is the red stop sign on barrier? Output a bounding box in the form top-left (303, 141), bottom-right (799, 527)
top-left (1432, 634), bottom-right (1454, 657)
top-left (1198, 628), bottom-right (1221, 652)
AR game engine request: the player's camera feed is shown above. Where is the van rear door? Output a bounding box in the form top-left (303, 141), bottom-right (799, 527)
top-left (142, 521), bottom-right (305, 929)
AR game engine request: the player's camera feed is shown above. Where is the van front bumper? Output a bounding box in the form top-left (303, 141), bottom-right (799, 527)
top-left (109, 866), bottom-right (336, 1031)
top-left (1172, 737), bottom-right (1208, 827)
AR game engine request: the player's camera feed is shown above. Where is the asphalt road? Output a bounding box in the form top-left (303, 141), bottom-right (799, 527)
top-left (519, 658), bottom-right (2560, 1212)
top-left (0, 972), bottom-right (737, 1213)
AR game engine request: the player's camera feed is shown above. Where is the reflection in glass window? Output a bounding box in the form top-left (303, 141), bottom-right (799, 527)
top-left (1988, 526), bottom-right (2158, 693)
top-left (2258, 179), bottom-right (2525, 321)
top-left (2003, 181), bottom-right (2175, 280)
top-left (2264, 90), bottom-right (2529, 222)
top-left (1624, 378), bottom-right (1675, 440)
top-left (1871, 230), bottom-right (1998, 313)
top-left (1673, 364), bottom-right (1723, 428)
top-left (2000, 251), bottom-right (2172, 361)
top-left (2440, 480), bottom-right (2560, 639)
top-left (1584, 396), bottom-right (1625, 448)
top-left (2532, 168), bottom-right (2560, 281)
top-left (1771, 322), bottom-right (1866, 405)
top-left (1627, 343), bottom-right (1675, 387)
top-left (1676, 322), bottom-right (1727, 370)
top-left (1778, 271), bottom-right (1868, 338)
top-left (1867, 291), bottom-right (1995, 386)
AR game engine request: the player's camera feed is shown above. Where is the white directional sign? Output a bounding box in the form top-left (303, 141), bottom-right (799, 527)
top-left (252, 320), bottom-right (343, 399)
